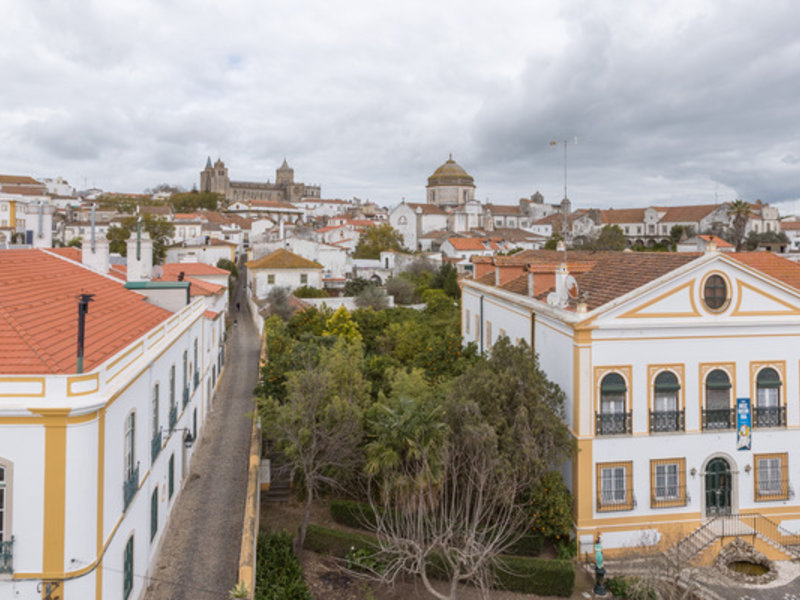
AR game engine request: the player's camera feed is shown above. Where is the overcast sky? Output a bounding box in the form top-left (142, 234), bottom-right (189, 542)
top-left (2, 1), bottom-right (799, 212)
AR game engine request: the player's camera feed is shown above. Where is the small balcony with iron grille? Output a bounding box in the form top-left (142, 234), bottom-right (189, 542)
top-left (595, 412), bottom-right (632, 436)
top-left (649, 409), bottom-right (685, 433)
top-left (123, 463), bottom-right (140, 511)
top-left (702, 408), bottom-right (735, 430)
top-left (753, 405), bottom-right (785, 428)
top-left (151, 429), bottom-right (162, 463)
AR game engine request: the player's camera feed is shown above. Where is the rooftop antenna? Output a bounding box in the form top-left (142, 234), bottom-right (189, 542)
top-left (550, 137), bottom-right (578, 262)
top-left (90, 202), bottom-right (96, 252)
top-left (136, 205), bottom-right (142, 261)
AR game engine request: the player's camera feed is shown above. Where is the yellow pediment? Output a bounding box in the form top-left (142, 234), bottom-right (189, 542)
top-left (618, 281), bottom-right (701, 319)
top-left (731, 280), bottom-right (800, 317)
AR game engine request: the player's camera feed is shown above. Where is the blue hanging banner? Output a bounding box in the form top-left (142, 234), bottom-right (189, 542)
top-left (737, 398), bottom-right (751, 451)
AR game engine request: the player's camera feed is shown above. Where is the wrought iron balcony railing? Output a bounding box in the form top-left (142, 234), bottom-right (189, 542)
top-left (702, 408), bottom-right (735, 430)
top-left (649, 409), bottom-right (685, 433)
top-left (151, 430), bottom-right (162, 463)
top-left (123, 463), bottom-right (140, 511)
top-left (753, 405), bottom-right (785, 428)
top-left (595, 412), bottom-right (632, 435)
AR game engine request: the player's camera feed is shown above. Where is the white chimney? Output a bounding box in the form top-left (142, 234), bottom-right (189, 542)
top-left (527, 270), bottom-right (535, 297)
top-left (555, 263), bottom-right (569, 300)
top-left (24, 203), bottom-right (54, 249)
top-left (127, 231), bottom-right (153, 282)
top-left (494, 265), bottom-right (500, 286)
top-left (82, 235), bottom-right (110, 274)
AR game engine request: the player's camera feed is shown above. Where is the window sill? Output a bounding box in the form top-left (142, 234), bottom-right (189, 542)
top-left (755, 494), bottom-right (789, 502)
top-left (596, 504), bottom-right (634, 513)
top-left (650, 499), bottom-right (686, 509)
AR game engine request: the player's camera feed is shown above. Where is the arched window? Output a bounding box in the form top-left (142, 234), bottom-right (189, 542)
top-left (755, 367), bottom-right (783, 427)
top-left (651, 371), bottom-right (682, 432)
top-left (703, 369), bottom-right (732, 430)
top-left (598, 373), bottom-right (629, 435)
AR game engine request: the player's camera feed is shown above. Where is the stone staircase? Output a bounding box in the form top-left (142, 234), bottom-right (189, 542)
top-left (670, 513), bottom-right (800, 564)
top-left (263, 452), bottom-right (292, 503)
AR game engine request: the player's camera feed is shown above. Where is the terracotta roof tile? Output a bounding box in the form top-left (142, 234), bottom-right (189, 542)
top-left (47, 247), bottom-right (81, 262)
top-left (404, 202), bottom-right (447, 215)
top-left (0, 175), bottom-right (42, 185)
top-left (698, 235), bottom-right (733, 248)
top-left (161, 263), bottom-right (229, 277)
top-left (600, 208), bottom-right (647, 224)
top-left (729, 253), bottom-right (800, 292)
top-left (245, 248), bottom-right (323, 270)
top-left (484, 203), bottom-right (522, 216)
top-left (656, 204), bottom-right (721, 222)
top-left (0, 185), bottom-right (47, 196)
top-left (0, 250), bottom-right (171, 374)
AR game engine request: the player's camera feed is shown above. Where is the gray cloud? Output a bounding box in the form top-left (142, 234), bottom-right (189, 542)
top-left (0, 0), bottom-right (798, 208)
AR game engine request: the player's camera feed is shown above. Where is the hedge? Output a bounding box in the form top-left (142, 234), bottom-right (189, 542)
top-left (255, 531), bottom-right (311, 600)
top-left (505, 532), bottom-right (544, 557)
top-left (303, 524), bottom-right (377, 557)
top-left (329, 498), bottom-right (377, 531)
top-left (495, 554), bottom-right (574, 597)
top-left (303, 524), bottom-right (574, 597)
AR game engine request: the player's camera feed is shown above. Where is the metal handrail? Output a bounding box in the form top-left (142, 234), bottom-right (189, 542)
top-left (752, 405), bottom-right (786, 428)
top-left (701, 408), bottom-right (735, 430)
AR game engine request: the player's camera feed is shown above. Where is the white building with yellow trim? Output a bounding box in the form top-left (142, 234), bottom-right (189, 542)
top-left (462, 248), bottom-right (800, 558)
top-left (0, 247), bottom-right (226, 599)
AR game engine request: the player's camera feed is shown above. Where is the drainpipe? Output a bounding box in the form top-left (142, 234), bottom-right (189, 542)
top-left (76, 293), bottom-right (95, 373)
top-left (479, 295), bottom-right (484, 354)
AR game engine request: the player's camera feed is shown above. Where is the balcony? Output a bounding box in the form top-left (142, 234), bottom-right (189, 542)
top-left (123, 464), bottom-right (140, 511)
top-left (193, 371), bottom-right (199, 390)
top-left (702, 408), bottom-right (735, 430)
top-left (753, 405), bottom-right (785, 428)
top-left (595, 412), bottom-right (632, 435)
top-left (183, 386), bottom-right (189, 408)
top-left (0, 537), bottom-right (13, 573)
top-left (151, 430), bottom-right (162, 463)
top-left (169, 404), bottom-right (177, 430)
top-left (649, 409), bottom-right (685, 433)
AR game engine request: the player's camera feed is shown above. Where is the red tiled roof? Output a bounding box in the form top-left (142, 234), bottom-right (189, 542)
top-left (781, 221), bottom-right (800, 231)
top-left (729, 253), bottom-right (800, 292)
top-left (600, 208), bottom-right (646, 224)
top-left (0, 185), bottom-right (47, 196)
top-left (47, 247), bottom-right (81, 262)
top-left (0, 250), bottom-right (171, 374)
top-left (174, 212), bottom-right (203, 220)
top-left (404, 202), bottom-right (447, 215)
top-left (243, 200), bottom-right (298, 210)
top-left (203, 310), bottom-right (220, 320)
top-left (655, 204), bottom-right (720, 222)
top-left (484, 203), bottom-right (521, 216)
top-left (698, 235), bottom-right (733, 248)
top-left (161, 263), bottom-right (229, 277)
top-left (0, 175), bottom-right (42, 185)
top-left (447, 238), bottom-right (489, 251)
top-left (245, 248), bottom-right (323, 270)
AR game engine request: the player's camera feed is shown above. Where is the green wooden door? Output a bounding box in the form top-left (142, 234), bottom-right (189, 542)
top-left (705, 458), bottom-right (732, 516)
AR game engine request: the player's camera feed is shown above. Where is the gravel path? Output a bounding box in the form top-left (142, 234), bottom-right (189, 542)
top-left (144, 269), bottom-right (260, 600)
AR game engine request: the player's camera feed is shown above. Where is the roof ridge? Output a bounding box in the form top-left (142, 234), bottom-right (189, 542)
top-left (0, 301), bottom-right (63, 374)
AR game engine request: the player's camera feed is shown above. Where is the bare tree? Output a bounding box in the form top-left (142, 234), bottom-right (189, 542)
top-left (266, 286), bottom-right (295, 320)
top-left (365, 414), bottom-right (531, 600)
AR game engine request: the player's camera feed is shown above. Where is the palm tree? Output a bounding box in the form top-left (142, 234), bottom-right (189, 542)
top-left (727, 199), bottom-right (752, 252)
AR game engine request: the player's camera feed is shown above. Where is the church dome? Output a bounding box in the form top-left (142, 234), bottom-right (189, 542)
top-left (427, 155), bottom-right (475, 188)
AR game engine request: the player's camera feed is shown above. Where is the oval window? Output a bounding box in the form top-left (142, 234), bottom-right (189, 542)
top-left (703, 274), bottom-right (728, 311)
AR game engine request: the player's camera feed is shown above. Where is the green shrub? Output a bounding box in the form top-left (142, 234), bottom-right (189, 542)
top-left (293, 285), bottom-right (329, 299)
top-left (255, 531), bottom-right (311, 600)
top-left (303, 524), bottom-right (573, 597)
top-left (494, 555), bottom-right (574, 597)
top-left (605, 576), bottom-right (656, 600)
top-left (330, 499), bottom-right (377, 531)
top-left (505, 532), bottom-right (544, 557)
top-left (303, 524), bottom-right (377, 557)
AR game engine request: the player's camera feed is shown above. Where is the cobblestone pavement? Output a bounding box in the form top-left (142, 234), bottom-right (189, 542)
top-left (144, 271), bottom-right (260, 600)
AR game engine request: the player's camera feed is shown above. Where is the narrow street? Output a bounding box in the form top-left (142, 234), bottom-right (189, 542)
top-left (144, 266), bottom-right (260, 600)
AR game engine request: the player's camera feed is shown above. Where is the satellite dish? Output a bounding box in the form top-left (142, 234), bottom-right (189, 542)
top-left (565, 275), bottom-right (579, 299)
